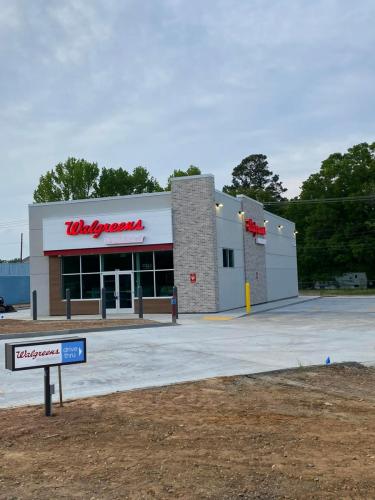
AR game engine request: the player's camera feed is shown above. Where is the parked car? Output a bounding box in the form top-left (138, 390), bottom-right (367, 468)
top-left (0, 296), bottom-right (16, 313)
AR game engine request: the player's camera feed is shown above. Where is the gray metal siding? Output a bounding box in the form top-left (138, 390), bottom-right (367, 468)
top-left (265, 211), bottom-right (298, 301)
top-left (215, 191), bottom-right (245, 310)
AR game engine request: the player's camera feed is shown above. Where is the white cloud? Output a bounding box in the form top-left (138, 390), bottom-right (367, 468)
top-left (45, 0), bottom-right (113, 65)
top-left (0, 2), bottom-right (23, 30)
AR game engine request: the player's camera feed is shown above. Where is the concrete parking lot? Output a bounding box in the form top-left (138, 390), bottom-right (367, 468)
top-left (1, 296), bottom-right (375, 408)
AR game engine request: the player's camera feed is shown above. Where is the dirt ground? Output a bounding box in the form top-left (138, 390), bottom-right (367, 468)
top-left (1, 364), bottom-right (375, 499)
top-left (0, 318), bottom-right (158, 335)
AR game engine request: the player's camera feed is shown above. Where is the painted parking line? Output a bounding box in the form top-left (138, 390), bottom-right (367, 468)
top-left (203, 316), bottom-right (233, 321)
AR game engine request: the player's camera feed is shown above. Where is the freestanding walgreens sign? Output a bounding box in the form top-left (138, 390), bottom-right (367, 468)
top-left (5, 337), bottom-right (86, 417)
top-left (5, 337), bottom-right (86, 371)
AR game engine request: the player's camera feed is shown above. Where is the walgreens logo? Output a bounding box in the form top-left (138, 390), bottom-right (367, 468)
top-left (245, 218), bottom-right (266, 237)
top-left (65, 219), bottom-right (144, 239)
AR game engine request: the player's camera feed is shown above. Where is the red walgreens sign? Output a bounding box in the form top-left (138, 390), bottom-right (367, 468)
top-left (65, 219), bottom-right (144, 239)
top-left (245, 218), bottom-right (266, 237)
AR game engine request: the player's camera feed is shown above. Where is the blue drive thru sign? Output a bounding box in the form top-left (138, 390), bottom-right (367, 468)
top-left (5, 337), bottom-right (87, 371)
top-left (62, 340), bottom-right (85, 363)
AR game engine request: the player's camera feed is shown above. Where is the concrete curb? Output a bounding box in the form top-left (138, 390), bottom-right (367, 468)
top-left (0, 321), bottom-right (177, 340)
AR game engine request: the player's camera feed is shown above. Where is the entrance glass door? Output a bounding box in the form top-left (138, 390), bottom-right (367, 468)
top-left (119, 273), bottom-right (132, 309)
top-left (102, 271), bottom-right (134, 313)
top-left (103, 274), bottom-right (116, 312)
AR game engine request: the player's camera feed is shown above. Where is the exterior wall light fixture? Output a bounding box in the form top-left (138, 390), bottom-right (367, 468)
top-left (215, 202), bottom-right (224, 208)
top-left (278, 224), bottom-right (284, 230)
top-left (264, 219), bottom-right (269, 224)
top-left (294, 230), bottom-right (298, 236)
top-left (238, 210), bottom-right (245, 215)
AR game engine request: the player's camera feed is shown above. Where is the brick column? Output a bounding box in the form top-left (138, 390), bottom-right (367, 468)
top-left (238, 195), bottom-right (267, 305)
top-left (171, 175), bottom-right (219, 312)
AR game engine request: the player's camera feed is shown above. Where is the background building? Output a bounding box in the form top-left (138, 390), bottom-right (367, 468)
top-left (0, 262), bottom-right (30, 305)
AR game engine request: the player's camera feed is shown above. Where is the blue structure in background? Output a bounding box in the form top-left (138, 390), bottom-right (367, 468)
top-left (0, 263), bottom-right (30, 304)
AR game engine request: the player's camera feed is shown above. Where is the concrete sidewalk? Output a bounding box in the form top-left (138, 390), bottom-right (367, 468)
top-left (2, 295), bottom-right (319, 324)
top-left (1, 297), bottom-right (375, 409)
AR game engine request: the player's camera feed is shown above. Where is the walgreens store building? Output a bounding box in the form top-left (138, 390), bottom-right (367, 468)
top-left (29, 175), bottom-right (298, 316)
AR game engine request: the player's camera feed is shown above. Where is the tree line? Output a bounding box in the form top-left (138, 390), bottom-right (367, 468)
top-left (33, 160), bottom-right (202, 202)
top-left (33, 141), bottom-right (375, 285)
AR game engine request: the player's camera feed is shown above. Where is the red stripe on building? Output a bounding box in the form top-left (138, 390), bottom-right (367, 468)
top-left (44, 243), bottom-right (173, 256)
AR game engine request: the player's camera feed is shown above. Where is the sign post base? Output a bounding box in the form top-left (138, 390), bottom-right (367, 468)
top-left (44, 367), bottom-right (52, 417)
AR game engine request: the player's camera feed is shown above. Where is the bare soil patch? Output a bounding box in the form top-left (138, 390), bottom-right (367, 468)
top-left (0, 318), bottom-right (158, 335)
top-left (1, 364), bottom-right (375, 499)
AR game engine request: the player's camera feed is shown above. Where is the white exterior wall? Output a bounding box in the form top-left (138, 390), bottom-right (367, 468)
top-left (215, 191), bottom-right (245, 310)
top-left (264, 210), bottom-right (298, 302)
top-left (29, 192), bottom-right (172, 316)
top-left (29, 207), bottom-right (50, 316)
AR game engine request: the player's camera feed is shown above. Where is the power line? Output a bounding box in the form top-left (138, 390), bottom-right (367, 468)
top-left (0, 223), bottom-right (29, 229)
top-left (296, 228), bottom-right (375, 239)
top-left (297, 243), bottom-right (375, 250)
top-left (0, 217), bottom-right (28, 223)
top-left (0, 241), bottom-right (29, 246)
top-left (265, 194), bottom-right (375, 205)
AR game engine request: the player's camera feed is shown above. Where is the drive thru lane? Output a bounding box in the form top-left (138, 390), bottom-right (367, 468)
top-left (1, 297), bottom-right (375, 408)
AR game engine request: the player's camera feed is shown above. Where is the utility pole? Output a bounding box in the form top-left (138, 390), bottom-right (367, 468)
top-left (20, 233), bottom-right (23, 262)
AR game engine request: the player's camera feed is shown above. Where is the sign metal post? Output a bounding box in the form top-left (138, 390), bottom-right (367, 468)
top-left (58, 365), bottom-right (63, 407)
top-left (44, 366), bottom-right (52, 416)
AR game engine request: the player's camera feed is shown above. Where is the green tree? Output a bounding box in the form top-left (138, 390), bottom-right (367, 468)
top-left (94, 166), bottom-right (163, 197)
top-left (223, 154), bottom-right (287, 203)
top-left (34, 158), bottom-right (100, 202)
top-left (94, 167), bottom-right (132, 197)
top-left (166, 165), bottom-right (201, 190)
top-left (131, 166), bottom-right (163, 194)
top-left (285, 142), bottom-right (375, 284)
top-left (33, 171), bottom-right (63, 203)
top-left (34, 160), bottom-right (164, 202)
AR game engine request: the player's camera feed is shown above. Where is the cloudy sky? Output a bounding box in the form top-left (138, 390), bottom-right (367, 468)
top-left (1, 0), bottom-right (374, 259)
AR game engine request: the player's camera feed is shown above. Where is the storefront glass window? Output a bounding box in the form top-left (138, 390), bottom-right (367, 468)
top-left (81, 255), bottom-right (100, 273)
top-left (134, 252), bottom-right (153, 271)
top-left (61, 251), bottom-right (174, 300)
top-left (62, 256), bottom-right (80, 274)
top-left (155, 250), bottom-right (173, 269)
top-left (62, 274), bottom-right (81, 299)
top-left (102, 253), bottom-right (132, 271)
top-left (134, 271), bottom-right (154, 297)
top-left (155, 270), bottom-right (174, 296)
top-left (82, 274), bottom-right (101, 299)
